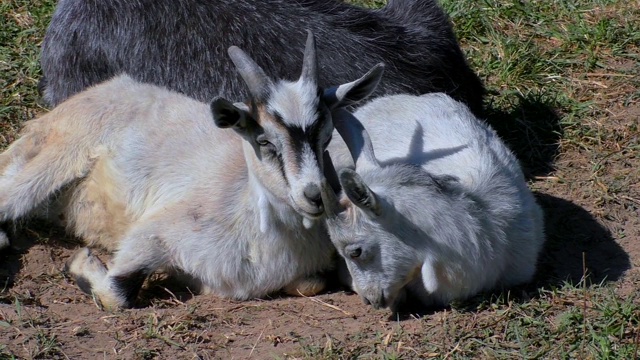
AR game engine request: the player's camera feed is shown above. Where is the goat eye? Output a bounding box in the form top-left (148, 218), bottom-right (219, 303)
top-left (348, 247), bottom-right (362, 259)
top-left (256, 136), bottom-right (272, 147)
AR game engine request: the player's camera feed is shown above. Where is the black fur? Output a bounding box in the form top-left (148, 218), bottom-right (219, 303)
top-left (63, 261), bottom-right (94, 295)
top-left (40, 0), bottom-right (485, 116)
top-left (112, 270), bottom-right (148, 308)
top-left (74, 275), bottom-right (94, 295)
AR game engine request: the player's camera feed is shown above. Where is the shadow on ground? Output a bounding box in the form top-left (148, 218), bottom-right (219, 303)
top-left (0, 223), bottom-right (69, 303)
top-left (485, 91), bottom-right (564, 178)
top-left (483, 91), bottom-right (630, 286)
top-left (484, 91), bottom-right (630, 286)
top-left (533, 192), bottom-right (630, 286)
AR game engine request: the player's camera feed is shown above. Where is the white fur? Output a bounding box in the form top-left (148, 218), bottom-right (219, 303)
top-left (0, 36), bottom-right (383, 309)
top-left (267, 80), bottom-right (320, 131)
top-left (324, 93), bottom-right (545, 311)
top-left (0, 75), bottom-right (335, 308)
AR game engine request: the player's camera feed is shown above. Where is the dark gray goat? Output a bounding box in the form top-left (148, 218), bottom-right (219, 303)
top-left (39, 0), bottom-right (485, 115)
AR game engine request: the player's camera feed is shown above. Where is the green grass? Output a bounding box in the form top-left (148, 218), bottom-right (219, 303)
top-left (293, 282), bottom-right (639, 359)
top-left (441, 0), bottom-right (640, 179)
top-left (0, 298), bottom-right (64, 359)
top-left (0, 0), bottom-right (55, 149)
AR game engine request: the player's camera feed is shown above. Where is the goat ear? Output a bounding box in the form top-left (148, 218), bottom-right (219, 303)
top-left (339, 169), bottom-right (382, 217)
top-left (323, 63), bottom-right (384, 109)
top-left (210, 97), bottom-right (250, 129)
top-left (332, 109), bottom-right (380, 171)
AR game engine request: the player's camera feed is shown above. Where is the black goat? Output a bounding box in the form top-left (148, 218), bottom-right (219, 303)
top-left (40, 0), bottom-right (484, 115)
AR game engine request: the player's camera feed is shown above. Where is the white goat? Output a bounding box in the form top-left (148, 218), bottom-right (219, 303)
top-left (0, 32), bottom-right (383, 309)
top-left (321, 94), bottom-right (545, 312)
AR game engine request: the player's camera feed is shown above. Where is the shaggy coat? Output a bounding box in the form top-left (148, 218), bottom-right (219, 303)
top-left (39, 0), bottom-right (484, 115)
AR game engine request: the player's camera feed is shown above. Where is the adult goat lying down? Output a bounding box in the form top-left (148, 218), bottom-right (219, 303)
top-left (40, 0), bottom-right (485, 116)
top-left (321, 94), bottom-right (545, 312)
top-left (0, 32), bottom-right (383, 309)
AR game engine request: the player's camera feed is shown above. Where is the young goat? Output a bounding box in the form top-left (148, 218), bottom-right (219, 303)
top-left (321, 94), bottom-right (545, 312)
top-left (0, 32), bottom-right (383, 309)
top-left (39, 0), bottom-right (484, 116)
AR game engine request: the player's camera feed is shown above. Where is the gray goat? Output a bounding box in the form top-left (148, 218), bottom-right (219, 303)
top-left (0, 32), bottom-right (383, 309)
top-left (321, 94), bottom-right (545, 312)
top-left (39, 0), bottom-right (485, 115)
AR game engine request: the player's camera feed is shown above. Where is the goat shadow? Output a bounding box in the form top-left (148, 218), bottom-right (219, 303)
top-left (0, 221), bottom-right (196, 307)
top-left (531, 192), bottom-right (631, 287)
top-left (479, 95), bottom-right (628, 298)
top-left (0, 222), bottom-right (76, 304)
top-left (373, 91), bottom-right (562, 178)
top-left (482, 91), bottom-right (631, 287)
top-left (484, 91), bottom-right (563, 178)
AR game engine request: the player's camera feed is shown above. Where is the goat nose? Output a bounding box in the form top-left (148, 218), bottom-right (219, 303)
top-left (303, 184), bottom-right (322, 206)
top-left (366, 293), bottom-right (386, 310)
top-left (371, 298), bottom-right (386, 309)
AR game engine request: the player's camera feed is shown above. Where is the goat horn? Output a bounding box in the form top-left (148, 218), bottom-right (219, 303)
top-left (320, 179), bottom-right (344, 218)
top-left (332, 108), bottom-right (380, 171)
top-left (300, 30), bottom-right (318, 85)
top-left (228, 46), bottom-right (272, 100)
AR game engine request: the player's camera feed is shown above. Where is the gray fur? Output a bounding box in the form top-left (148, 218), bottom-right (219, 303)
top-left (322, 94), bottom-right (545, 312)
top-left (39, 0), bottom-right (485, 116)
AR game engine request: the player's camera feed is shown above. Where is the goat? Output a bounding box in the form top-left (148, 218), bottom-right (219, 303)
top-left (320, 93), bottom-right (545, 312)
top-left (39, 0), bottom-right (485, 116)
top-left (0, 32), bottom-right (384, 309)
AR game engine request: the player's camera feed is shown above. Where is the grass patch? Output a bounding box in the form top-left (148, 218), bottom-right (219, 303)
top-left (442, 0), bottom-right (640, 178)
top-left (1, 298), bottom-right (65, 359)
top-left (291, 282), bottom-right (639, 359)
top-left (0, 0), bottom-right (55, 149)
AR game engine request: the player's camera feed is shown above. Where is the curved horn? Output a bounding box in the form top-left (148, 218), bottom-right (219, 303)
top-left (228, 46), bottom-right (272, 100)
top-left (320, 179), bottom-right (344, 218)
top-left (332, 108), bottom-right (380, 171)
top-left (300, 30), bottom-right (318, 85)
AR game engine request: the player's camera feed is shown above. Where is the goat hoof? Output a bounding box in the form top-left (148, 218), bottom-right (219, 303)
top-left (65, 248), bottom-right (104, 293)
